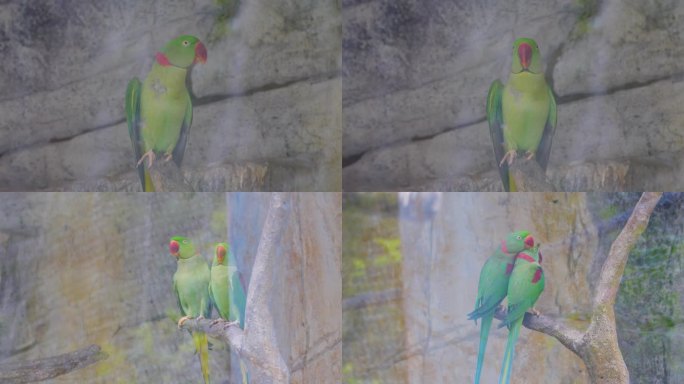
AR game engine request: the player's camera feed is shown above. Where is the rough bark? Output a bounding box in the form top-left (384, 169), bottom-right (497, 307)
top-left (508, 159), bottom-right (556, 192)
top-left (494, 192), bottom-right (662, 383)
top-left (147, 160), bottom-right (194, 192)
top-left (0, 345), bottom-right (107, 384)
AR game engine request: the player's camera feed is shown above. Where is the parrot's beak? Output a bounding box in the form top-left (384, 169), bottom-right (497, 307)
top-left (524, 235), bottom-right (535, 248)
top-left (217, 245), bottom-right (226, 262)
top-left (169, 240), bottom-right (180, 257)
top-left (195, 42), bottom-right (207, 64)
top-left (518, 42), bottom-right (532, 70)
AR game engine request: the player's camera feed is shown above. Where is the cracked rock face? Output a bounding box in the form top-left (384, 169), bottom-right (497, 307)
top-left (0, 0), bottom-right (341, 191)
top-left (342, 0), bottom-right (684, 191)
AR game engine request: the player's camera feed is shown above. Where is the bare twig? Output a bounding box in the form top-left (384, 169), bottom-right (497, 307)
top-left (594, 192), bottom-right (661, 308)
top-left (0, 344), bottom-right (107, 384)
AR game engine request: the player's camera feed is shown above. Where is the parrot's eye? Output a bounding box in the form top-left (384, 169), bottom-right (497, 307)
top-left (516, 235), bottom-right (521, 240)
top-left (183, 40), bottom-right (189, 46)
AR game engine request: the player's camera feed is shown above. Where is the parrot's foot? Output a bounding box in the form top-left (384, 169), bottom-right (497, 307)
top-left (530, 307), bottom-right (541, 316)
top-left (163, 153), bottom-right (173, 162)
top-left (525, 150), bottom-right (536, 161)
top-left (137, 150), bottom-right (156, 168)
top-left (197, 315), bottom-right (206, 321)
top-left (177, 315), bottom-right (193, 328)
top-left (210, 318), bottom-right (226, 326)
top-left (499, 150), bottom-right (517, 167)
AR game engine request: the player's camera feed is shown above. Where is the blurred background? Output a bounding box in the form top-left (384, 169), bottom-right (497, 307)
top-left (342, 0), bottom-right (684, 191)
top-left (342, 192), bottom-right (684, 383)
top-left (0, 0), bottom-right (341, 191)
top-left (0, 192), bottom-right (341, 383)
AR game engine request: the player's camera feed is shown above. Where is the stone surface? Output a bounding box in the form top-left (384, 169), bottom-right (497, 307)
top-left (343, 79), bottom-right (684, 191)
top-left (0, 0), bottom-right (341, 191)
top-left (0, 192), bottom-right (341, 383)
top-left (343, 0), bottom-right (684, 191)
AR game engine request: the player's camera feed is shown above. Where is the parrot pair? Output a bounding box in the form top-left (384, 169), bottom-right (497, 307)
top-left (126, 35), bottom-right (207, 191)
top-left (170, 237), bottom-right (248, 384)
top-left (467, 231), bottom-right (545, 384)
top-left (487, 38), bottom-right (557, 191)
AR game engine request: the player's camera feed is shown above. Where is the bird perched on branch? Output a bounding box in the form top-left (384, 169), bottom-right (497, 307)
top-left (126, 35), bottom-right (207, 191)
top-left (170, 236), bottom-right (211, 384)
top-left (467, 231), bottom-right (535, 383)
top-left (487, 38), bottom-right (556, 191)
top-left (210, 242), bottom-right (249, 383)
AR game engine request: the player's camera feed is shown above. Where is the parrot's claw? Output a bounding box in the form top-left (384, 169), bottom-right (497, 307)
top-left (499, 150), bottom-right (517, 167)
top-left (177, 315), bottom-right (192, 328)
top-left (137, 150), bottom-right (156, 169)
top-left (525, 151), bottom-right (536, 161)
top-left (530, 307), bottom-right (541, 316)
top-left (163, 153), bottom-right (173, 162)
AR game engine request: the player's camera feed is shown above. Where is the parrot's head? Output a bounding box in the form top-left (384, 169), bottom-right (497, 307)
top-left (511, 38), bottom-right (542, 74)
top-left (213, 242), bottom-right (229, 266)
top-left (521, 243), bottom-right (542, 263)
top-left (169, 236), bottom-right (196, 260)
top-left (156, 35), bottom-right (207, 69)
top-left (502, 230), bottom-right (535, 254)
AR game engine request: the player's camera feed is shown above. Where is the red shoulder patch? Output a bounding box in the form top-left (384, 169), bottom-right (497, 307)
top-left (155, 52), bottom-right (172, 67)
top-left (506, 263), bottom-right (514, 275)
top-left (532, 268), bottom-right (543, 283)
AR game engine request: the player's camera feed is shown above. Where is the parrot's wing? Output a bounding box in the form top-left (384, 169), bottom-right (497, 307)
top-left (502, 264), bottom-right (544, 327)
top-left (536, 86), bottom-right (557, 172)
top-left (208, 281), bottom-right (215, 312)
top-left (125, 78), bottom-right (145, 189)
top-left (173, 278), bottom-right (186, 317)
top-left (203, 277), bottom-right (212, 318)
top-left (172, 95), bottom-right (193, 167)
top-left (487, 80), bottom-right (508, 191)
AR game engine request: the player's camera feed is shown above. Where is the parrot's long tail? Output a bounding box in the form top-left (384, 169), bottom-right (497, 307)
top-left (239, 358), bottom-right (249, 384)
top-left (192, 331), bottom-right (210, 384)
top-left (499, 316), bottom-right (523, 384)
top-left (474, 313), bottom-right (493, 384)
top-left (143, 169), bottom-right (155, 192)
top-left (508, 173), bottom-right (517, 192)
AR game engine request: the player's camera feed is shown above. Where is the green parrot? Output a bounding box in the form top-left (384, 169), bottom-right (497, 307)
top-left (498, 244), bottom-right (545, 384)
top-left (209, 242), bottom-right (249, 383)
top-left (126, 35), bottom-right (207, 191)
top-left (170, 236), bottom-right (212, 384)
top-left (467, 231), bottom-right (535, 384)
top-left (487, 37), bottom-right (557, 191)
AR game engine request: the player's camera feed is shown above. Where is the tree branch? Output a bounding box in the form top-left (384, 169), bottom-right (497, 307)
top-left (147, 160), bottom-right (194, 192)
top-left (508, 159), bottom-right (556, 191)
top-left (493, 308), bottom-right (586, 356)
top-left (243, 192), bottom-right (291, 383)
top-left (593, 192), bottom-right (662, 308)
top-left (490, 192), bottom-right (662, 382)
top-left (0, 344), bottom-right (107, 384)
top-left (180, 318), bottom-right (245, 356)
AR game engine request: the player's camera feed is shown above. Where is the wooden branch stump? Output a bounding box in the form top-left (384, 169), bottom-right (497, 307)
top-left (508, 159), bottom-right (556, 191)
top-left (0, 344), bottom-right (107, 384)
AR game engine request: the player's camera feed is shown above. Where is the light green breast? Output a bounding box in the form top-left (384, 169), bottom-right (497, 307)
top-left (174, 255), bottom-right (211, 317)
top-left (140, 64), bottom-right (189, 153)
top-left (501, 71), bottom-right (550, 152)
